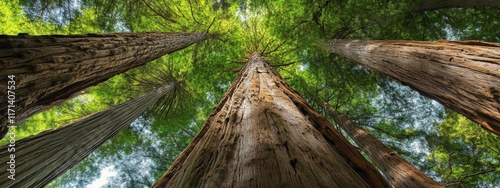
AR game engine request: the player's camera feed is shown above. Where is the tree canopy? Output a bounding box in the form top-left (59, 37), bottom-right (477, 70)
top-left (1, 0), bottom-right (499, 187)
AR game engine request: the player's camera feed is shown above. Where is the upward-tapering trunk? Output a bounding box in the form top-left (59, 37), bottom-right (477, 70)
top-left (0, 32), bottom-right (207, 139)
top-left (0, 82), bottom-right (175, 187)
top-left (322, 102), bottom-right (443, 187)
top-left (153, 52), bottom-right (390, 188)
top-left (414, 0), bottom-right (500, 11)
top-left (327, 39), bottom-right (500, 136)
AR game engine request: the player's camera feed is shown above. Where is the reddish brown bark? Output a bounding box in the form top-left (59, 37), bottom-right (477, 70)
top-left (0, 83), bottom-right (175, 187)
top-left (0, 32), bottom-right (206, 139)
top-left (414, 0), bottom-right (500, 11)
top-left (323, 102), bottom-right (443, 187)
top-left (328, 39), bottom-right (500, 136)
top-left (153, 52), bottom-right (390, 188)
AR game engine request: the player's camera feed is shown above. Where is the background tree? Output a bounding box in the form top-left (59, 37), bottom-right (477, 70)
top-left (0, 69), bottom-right (181, 187)
top-left (0, 32), bottom-right (207, 139)
top-left (323, 103), bottom-right (441, 187)
top-left (327, 39), bottom-right (500, 135)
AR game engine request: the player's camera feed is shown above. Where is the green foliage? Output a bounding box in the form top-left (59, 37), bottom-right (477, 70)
top-left (425, 111), bottom-right (500, 187)
top-left (0, 0), bottom-right (60, 34)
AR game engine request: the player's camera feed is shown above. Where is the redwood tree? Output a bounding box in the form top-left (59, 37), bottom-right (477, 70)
top-left (0, 32), bottom-right (207, 139)
top-left (323, 102), bottom-right (442, 187)
top-left (0, 82), bottom-right (176, 187)
top-left (153, 52), bottom-right (390, 187)
top-left (327, 39), bottom-right (500, 136)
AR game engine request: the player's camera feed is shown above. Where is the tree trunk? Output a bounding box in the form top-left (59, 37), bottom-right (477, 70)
top-left (153, 52), bottom-right (390, 188)
top-left (327, 39), bottom-right (500, 136)
top-left (0, 82), bottom-right (175, 187)
top-left (414, 0), bottom-right (500, 11)
top-left (0, 32), bottom-right (207, 139)
top-left (323, 102), bottom-right (443, 187)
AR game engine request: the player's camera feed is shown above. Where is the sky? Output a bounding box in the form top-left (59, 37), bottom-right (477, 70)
top-left (86, 166), bottom-right (117, 188)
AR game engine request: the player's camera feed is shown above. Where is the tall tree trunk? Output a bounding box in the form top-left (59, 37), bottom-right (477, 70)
top-left (327, 39), bottom-right (500, 136)
top-left (0, 82), bottom-right (176, 187)
top-left (153, 52), bottom-right (390, 188)
top-left (322, 102), bottom-right (443, 187)
top-left (0, 32), bottom-right (207, 139)
top-left (414, 0), bottom-right (500, 11)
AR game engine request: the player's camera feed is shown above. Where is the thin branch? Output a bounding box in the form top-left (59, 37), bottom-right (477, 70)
top-left (188, 0), bottom-right (204, 26)
top-left (263, 39), bottom-right (288, 56)
top-left (260, 38), bottom-right (275, 55)
top-left (142, 0), bottom-right (178, 23)
top-left (444, 168), bottom-right (498, 187)
top-left (270, 62), bottom-right (296, 68)
top-left (205, 17), bottom-right (217, 34)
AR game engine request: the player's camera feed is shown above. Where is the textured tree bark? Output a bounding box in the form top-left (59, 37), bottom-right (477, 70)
top-left (323, 102), bottom-right (443, 187)
top-left (0, 32), bottom-right (207, 139)
top-left (153, 52), bottom-right (390, 188)
top-left (327, 39), bottom-right (500, 136)
top-left (414, 0), bottom-right (500, 11)
top-left (0, 82), bottom-right (175, 187)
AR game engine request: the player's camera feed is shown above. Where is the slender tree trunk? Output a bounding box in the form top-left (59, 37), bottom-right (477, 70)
top-left (327, 39), bottom-right (500, 136)
top-left (322, 102), bottom-right (443, 187)
top-left (414, 0), bottom-right (500, 11)
top-left (153, 52), bottom-right (390, 188)
top-left (0, 82), bottom-right (175, 187)
top-left (0, 32), bottom-right (207, 139)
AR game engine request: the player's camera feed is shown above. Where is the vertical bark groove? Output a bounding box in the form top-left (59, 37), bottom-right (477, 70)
top-left (153, 52), bottom-right (389, 188)
top-left (0, 83), bottom-right (175, 187)
top-left (327, 39), bottom-right (500, 136)
top-left (0, 32), bottom-right (207, 139)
